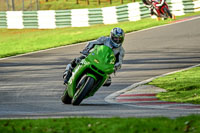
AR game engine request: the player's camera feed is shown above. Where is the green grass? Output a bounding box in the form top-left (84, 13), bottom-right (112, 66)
top-left (1, 115), bottom-right (200, 133)
top-left (40, 0), bottom-right (140, 10)
top-left (0, 0), bottom-right (141, 11)
top-left (148, 66), bottom-right (200, 104)
top-left (1, 11), bottom-right (200, 58)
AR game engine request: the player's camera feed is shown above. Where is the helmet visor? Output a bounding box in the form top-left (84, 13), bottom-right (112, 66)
top-left (112, 35), bottom-right (124, 44)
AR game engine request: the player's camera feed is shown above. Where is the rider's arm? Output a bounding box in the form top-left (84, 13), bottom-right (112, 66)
top-left (156, 0), bottom-right (165, 7)
top-left (82, 36), bottom-right (106, 54)
top-left (115, 47), bottom-right (125, 71)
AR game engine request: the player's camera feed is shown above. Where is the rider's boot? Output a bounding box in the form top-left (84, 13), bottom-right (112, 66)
top-left (157, 17), bottom-right (161, 21)
top-left (103, 76), bottom-right (111, 87)
top-left (63, 64), bottom-right (73, 85)
top-left (63, 56), bottom-right (85, 85)
top-left (150, 9), bottom-right (154, 16)
top-left (172, 14), bottom-right (176, 20)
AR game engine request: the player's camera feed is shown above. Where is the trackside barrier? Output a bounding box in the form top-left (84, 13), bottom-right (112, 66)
top-left (0, 0), bottom-right (200, 29)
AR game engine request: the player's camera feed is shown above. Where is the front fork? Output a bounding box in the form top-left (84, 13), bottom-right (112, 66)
top-left (85, 73), bottom-right (109, 97)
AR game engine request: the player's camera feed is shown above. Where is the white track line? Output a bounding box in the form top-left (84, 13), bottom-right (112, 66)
top-left (105, 63), bottom-right (200, 110)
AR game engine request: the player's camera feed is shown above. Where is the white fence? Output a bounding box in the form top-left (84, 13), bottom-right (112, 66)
top-left (0, 0), bottom-right (200, 29)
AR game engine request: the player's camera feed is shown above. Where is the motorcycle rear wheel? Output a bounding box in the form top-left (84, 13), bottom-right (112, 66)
top-left (72, 76), bottom-right (95, 105)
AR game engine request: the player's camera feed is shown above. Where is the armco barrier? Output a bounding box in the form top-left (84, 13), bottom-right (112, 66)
top-left (0, 0), bottom-right (199, 29)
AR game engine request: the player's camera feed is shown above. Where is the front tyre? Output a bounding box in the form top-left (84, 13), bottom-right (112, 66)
top-left (61, 87), bottom-right (72, 104)
top-left (163, 7), bottom-right (172, 19)
top-left (72, 76), bottom-right (95, 105)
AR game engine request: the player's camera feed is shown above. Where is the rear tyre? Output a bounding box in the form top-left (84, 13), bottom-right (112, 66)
top-left (72, 76), bottom-right (95, 105)
top-left (61, 87), bottom-right (72, 104)
top-left (163, 7), bottom-right (172, 19)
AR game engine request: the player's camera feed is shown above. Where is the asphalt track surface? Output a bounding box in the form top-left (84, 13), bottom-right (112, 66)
top-left (0, 16), bottom-right (200, 119)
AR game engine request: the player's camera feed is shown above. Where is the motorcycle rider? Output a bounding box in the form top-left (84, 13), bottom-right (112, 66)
top-left (143, 0), bottom-right (165, 18)
top-left (143, 0), bottom-right (175, 20)
top-left (63, 27), bottom-right (125, 86)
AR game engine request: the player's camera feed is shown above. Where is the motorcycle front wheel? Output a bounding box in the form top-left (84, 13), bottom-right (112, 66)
top-left (61, 87), bottom-right (72, 104)
top-left (163, 7), bottom-right (172, 19)
top-left (72, 75), bottom-right (95, 105)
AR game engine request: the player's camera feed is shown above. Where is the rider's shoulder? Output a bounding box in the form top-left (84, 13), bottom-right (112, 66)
top-left (97, 36), bottom-right (109, 42)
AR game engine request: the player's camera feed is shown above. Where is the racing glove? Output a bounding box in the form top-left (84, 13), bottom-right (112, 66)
top-left (114, 62), bottom-right (121, 71)
top-left (80, 47), bottom-right (90, 55)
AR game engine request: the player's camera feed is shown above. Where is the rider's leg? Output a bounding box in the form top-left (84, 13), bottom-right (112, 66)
top-left (150, 9), bottom-right (154, 16)
top-left (63, 55), bottom-right (86, 85)
top-left (152, 7), bottom-right (161, 21)
top-left (63, 64), bottom-right (73, 85)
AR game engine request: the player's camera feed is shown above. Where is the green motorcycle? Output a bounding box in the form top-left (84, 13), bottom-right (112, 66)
top-left (61, 45), bottom-right (116, 105)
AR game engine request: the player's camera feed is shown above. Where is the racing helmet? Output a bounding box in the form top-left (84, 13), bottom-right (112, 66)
top-left (110, 27), bottom-right (125, 48)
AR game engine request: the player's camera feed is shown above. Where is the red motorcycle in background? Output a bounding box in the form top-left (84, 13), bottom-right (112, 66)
top-left (143, 0), bottom-right (175, 20)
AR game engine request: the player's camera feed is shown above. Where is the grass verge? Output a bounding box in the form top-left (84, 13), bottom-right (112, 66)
top-left (40, 0), bottom-right (141, 10)
top-left (0, 115), bottom-right (200, 133)
top-left (148, 66), bottom-right (200, 104)
top-left (0, 12), bottom-right (200, 58)
top-left (0, 0), bottom-right (141, 11)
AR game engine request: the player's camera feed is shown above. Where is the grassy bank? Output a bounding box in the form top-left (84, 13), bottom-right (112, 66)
top-left (0, 115), bottom-right (200, 133)
top-left (0, 0), bottom-right (141, 11)
top-left (40, 0), bottom-right (141, 10)
top-left (148, 66), bottom-right (200, 104)
top-left (0, 12), bottom-right (200, 58)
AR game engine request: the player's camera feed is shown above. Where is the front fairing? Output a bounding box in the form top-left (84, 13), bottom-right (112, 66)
top-left (86, 45), bottom-right (115, 75)
top-left (67, 61), bottom-right (90, 97)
